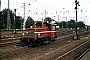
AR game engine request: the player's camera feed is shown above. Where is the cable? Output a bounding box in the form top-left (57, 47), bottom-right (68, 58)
top-left (28, 0), bottom-right (67, 11)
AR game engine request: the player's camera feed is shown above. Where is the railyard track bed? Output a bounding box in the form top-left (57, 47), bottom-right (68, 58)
top-left (0, 31), bottom-right (22, 47)
top-left (0, 29), bottom-right (90, 60)
top-left (76, 47), bottom-right (90, 60)
top-left (0, 29), bottom-right (87, 47)
top-left (80, 48), bottom-right (90, 60)
top-left (55, 35), bottom-right (90, 60)
top-left (0, 29), bottom-right (74, 47)
top-left (0, 30), bottom-right (90, 60)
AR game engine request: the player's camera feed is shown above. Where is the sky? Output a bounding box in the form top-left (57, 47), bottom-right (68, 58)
top-left (1, 0), bottom-right (90, 26)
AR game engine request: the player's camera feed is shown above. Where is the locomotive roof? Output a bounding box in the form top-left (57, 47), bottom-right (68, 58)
top-left (35, 22), bottom-right (51, 26)
top-left (35, 22), bottom-right (57, 26)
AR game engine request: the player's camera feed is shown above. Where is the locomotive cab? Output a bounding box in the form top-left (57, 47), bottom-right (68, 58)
top-left (20, 22), bottom-right (57, 47)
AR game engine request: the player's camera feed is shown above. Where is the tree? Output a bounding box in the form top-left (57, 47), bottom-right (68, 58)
top-left (78, 21), bottom-right (85, 28)
top-left (67, 19), bottom-right (75, 28)
top-left (25, 16), bottom-right (34, 28)
top-left (0, 8), bottom-right (24, 30)
top-left (59, 21), bottom-right (66, 28)
top-left (58, 19), bottom-right (85, 29)
top-left (0, 11), bottom-right (4, 29)
top-left (44, 17), bottom-right (52, 23)
top-left (16, 16), bottom-right (24, 29)
top-left (0, 8), bottom-right (14, 29)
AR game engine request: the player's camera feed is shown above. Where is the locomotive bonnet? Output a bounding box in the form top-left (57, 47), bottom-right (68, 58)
top-left (20, 21), bottom-right (57, 47)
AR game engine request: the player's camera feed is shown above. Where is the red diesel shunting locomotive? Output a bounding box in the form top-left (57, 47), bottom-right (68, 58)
top-left (20, 22), bottom-right (57, 47)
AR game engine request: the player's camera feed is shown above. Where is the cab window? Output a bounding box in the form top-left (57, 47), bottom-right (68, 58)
top-left (52, 26), bottom-right (55, 30)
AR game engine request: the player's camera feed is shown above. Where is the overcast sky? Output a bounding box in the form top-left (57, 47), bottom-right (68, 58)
top-left (1, 0), bottom-right (90, 26)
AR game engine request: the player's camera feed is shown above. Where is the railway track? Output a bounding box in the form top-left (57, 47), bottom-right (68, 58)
top-left (55, 36), bottom-right (90, 60)
top-left (0, 40), bottom-right (20, 47)
top-left (0, 34), bottom-right (73, 59)
top-left (0, 30), bottom-right (69, 47)
top-left (0, 31), bottom-right (22, 47)
top-left (0, 32), bottom-right (86, 47)
top-left (0, 36), bottom-right (21, 47)
top-left (76, 47), bottom-right (90, 60)
top-left (29, 35), bottom-right (90, 60)
top-left (0, 31), bottom-right (90, 60)
top-left (0, 29), bottom-right (88, 47)
top-left (0, 29), bottom-right (75, 58)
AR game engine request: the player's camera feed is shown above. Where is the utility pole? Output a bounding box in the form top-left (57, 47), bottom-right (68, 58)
top-left (0, 0), bottom-right (1, 41)
top-left (66, 10), bottom-right (69, 29)
top-left (62, 18), bottom-right (63, 29)
top-left (0, 0), bottom-right (1, 12)
top-left (21, 18), bottom-right (22, 31)
top-left (22, 3), bottom-right (25, 30)
top-left (58, 15), bottom-right (60, 30)
top-left (58, 15), bottom-right (59, 26)
top-left (13, 9), bottom-right (16, 34)
top-left (7, 0), bottom-right (11, 30)
top-left (73, 0), bottom-right (80, 40)
top-left (45, 10), bottom-right (46, 18)
top-left (66, 16), bottom-right (67, 29)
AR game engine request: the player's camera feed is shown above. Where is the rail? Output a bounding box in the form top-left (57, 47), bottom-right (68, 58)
top-left (76, 47), bottom-right (90, 60)
top-left (55, 40), bottom-right (90, 60)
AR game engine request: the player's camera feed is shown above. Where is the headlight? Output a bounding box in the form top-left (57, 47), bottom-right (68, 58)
top-left (22, 33), bottom-right (25, 35)
top-left (38, 33), bottom-right (40, 36)
top-left (34, 38), bottom-right (37, 40)
top-left (26, 32), bottom-right (28, 33)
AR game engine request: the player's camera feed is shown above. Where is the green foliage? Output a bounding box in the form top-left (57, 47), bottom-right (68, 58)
top-left (59, 21), bottom-right (66, 28)
top-left (44, 17), bottom-right (52, 23)
top-left (78, 21), bottom-right (85, 28)
top-left (16, 16), bottom-right (24, 29)
top-left (0, 8), bottom-right (85, 29)
top-left (67, 20), bottom-right (75, 28)
top-left (59, 19), bottom-right (85, 28)
top-left (0, 8), bottom-right (24, 29)
top-left (25, 16), bottom-right (34, 28)
top-left (0, 8), bottom-right (14, 29)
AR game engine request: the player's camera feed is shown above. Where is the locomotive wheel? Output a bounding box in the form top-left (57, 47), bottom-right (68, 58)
top-left (35, 40), bottom-right (42, 47)
top-left (51, 38), bottom-right (55, 42)
top-left (20, 41), bottom-right (25, 47)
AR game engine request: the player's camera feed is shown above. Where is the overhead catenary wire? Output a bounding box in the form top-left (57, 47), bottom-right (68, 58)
top-left (1, 0), bottom-right (90, 25)
top-left (1, 0), bottom-right (83, 15)
top-left (2, 0), bottom-right (90, 13)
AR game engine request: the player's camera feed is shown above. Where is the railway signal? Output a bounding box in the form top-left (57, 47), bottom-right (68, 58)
top-left (73, 0), bottom-right (80, 40)
top-left (13, 9), bottom-right (16, 34)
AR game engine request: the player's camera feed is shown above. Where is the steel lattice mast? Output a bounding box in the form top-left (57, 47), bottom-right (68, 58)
top-left (7, 0), bottom-right (11, 30)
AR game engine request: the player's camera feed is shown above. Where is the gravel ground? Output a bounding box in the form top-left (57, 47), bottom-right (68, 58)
top-left (0, 29), bottom-right (90, 60)
top-left (0, 34), bottom-right (89, 60)
top-left (0, 38), bottom-right (73, 60)
top-left (80, 51), bottom-right (90, 60)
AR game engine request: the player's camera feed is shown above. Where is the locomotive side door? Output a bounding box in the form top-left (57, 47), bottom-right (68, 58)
top-left (50, 25), bottom-right (57, 41)
top-left (51, 25), bottom-right (56, 36)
